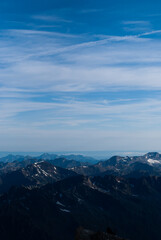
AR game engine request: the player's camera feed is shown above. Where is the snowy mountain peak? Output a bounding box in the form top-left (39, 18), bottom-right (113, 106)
top-left (147, 159), bottom-right (161, 165)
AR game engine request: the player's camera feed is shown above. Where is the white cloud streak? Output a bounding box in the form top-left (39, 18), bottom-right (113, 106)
top-left (1, 27), bottom-right (161, 150)
top-left (122, 21), bottom-right (150, 25)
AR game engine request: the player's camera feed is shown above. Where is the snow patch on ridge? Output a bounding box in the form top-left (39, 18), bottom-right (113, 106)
top-left (56, 201), bottom-right (65, 207)
top-left (60, 208), bottom-right (70, 213)
top-left (147, 159), bottom-right (161, 165)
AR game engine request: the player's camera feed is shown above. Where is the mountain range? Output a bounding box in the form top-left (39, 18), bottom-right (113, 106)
top-left (72, 152), bottom-right (161, 177)
top-left (0, 153), bottom-right (97, 164)
top-left (0, 152), bottom-right (161, 239)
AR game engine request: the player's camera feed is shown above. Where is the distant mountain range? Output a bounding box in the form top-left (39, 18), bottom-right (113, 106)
top-left (0, 152), bottom-right (161, 240)
top-left (2, 151), bottom-right (161, 178)
top-left (72, 152), bottom-right (161, 177)
top-left (0, 153), bottom-right (97, 164)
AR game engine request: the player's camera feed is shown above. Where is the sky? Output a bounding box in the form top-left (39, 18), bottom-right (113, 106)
top-left (1, 0), bottom-right (161, 152)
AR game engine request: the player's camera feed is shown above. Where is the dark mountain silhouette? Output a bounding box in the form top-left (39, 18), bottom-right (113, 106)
top-left (0, 161), bottom-right (77, 194)
top-left (75, 227), bottom-right (126, 240)
top-left (0, 152), bottom-right (161, 239)
top-left (0, 174), bottom-right (161, 239)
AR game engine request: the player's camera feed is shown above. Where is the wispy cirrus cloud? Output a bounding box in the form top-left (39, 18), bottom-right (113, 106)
top-left (1, 95), bottom-right (161, 128)
top-left (7, 29), bottom-right (77, 38)
top-left (32, 14), bottom-right (72, 23)
top-left (122, 20), bottom-right (152, 33)
top-left (2, 0), bottom-right (161, 152)
top-left (1, 28), bottom-right (161, 94)
top-left (122, 20), bottom-right (150, 25)
top-left (1, 96), bottom-right (161, 151)
top-left (1, 21), bottom-right (161, 150)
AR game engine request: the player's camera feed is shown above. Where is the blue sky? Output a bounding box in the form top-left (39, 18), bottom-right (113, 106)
top-left (1, 0), bottom-right (161, 152)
